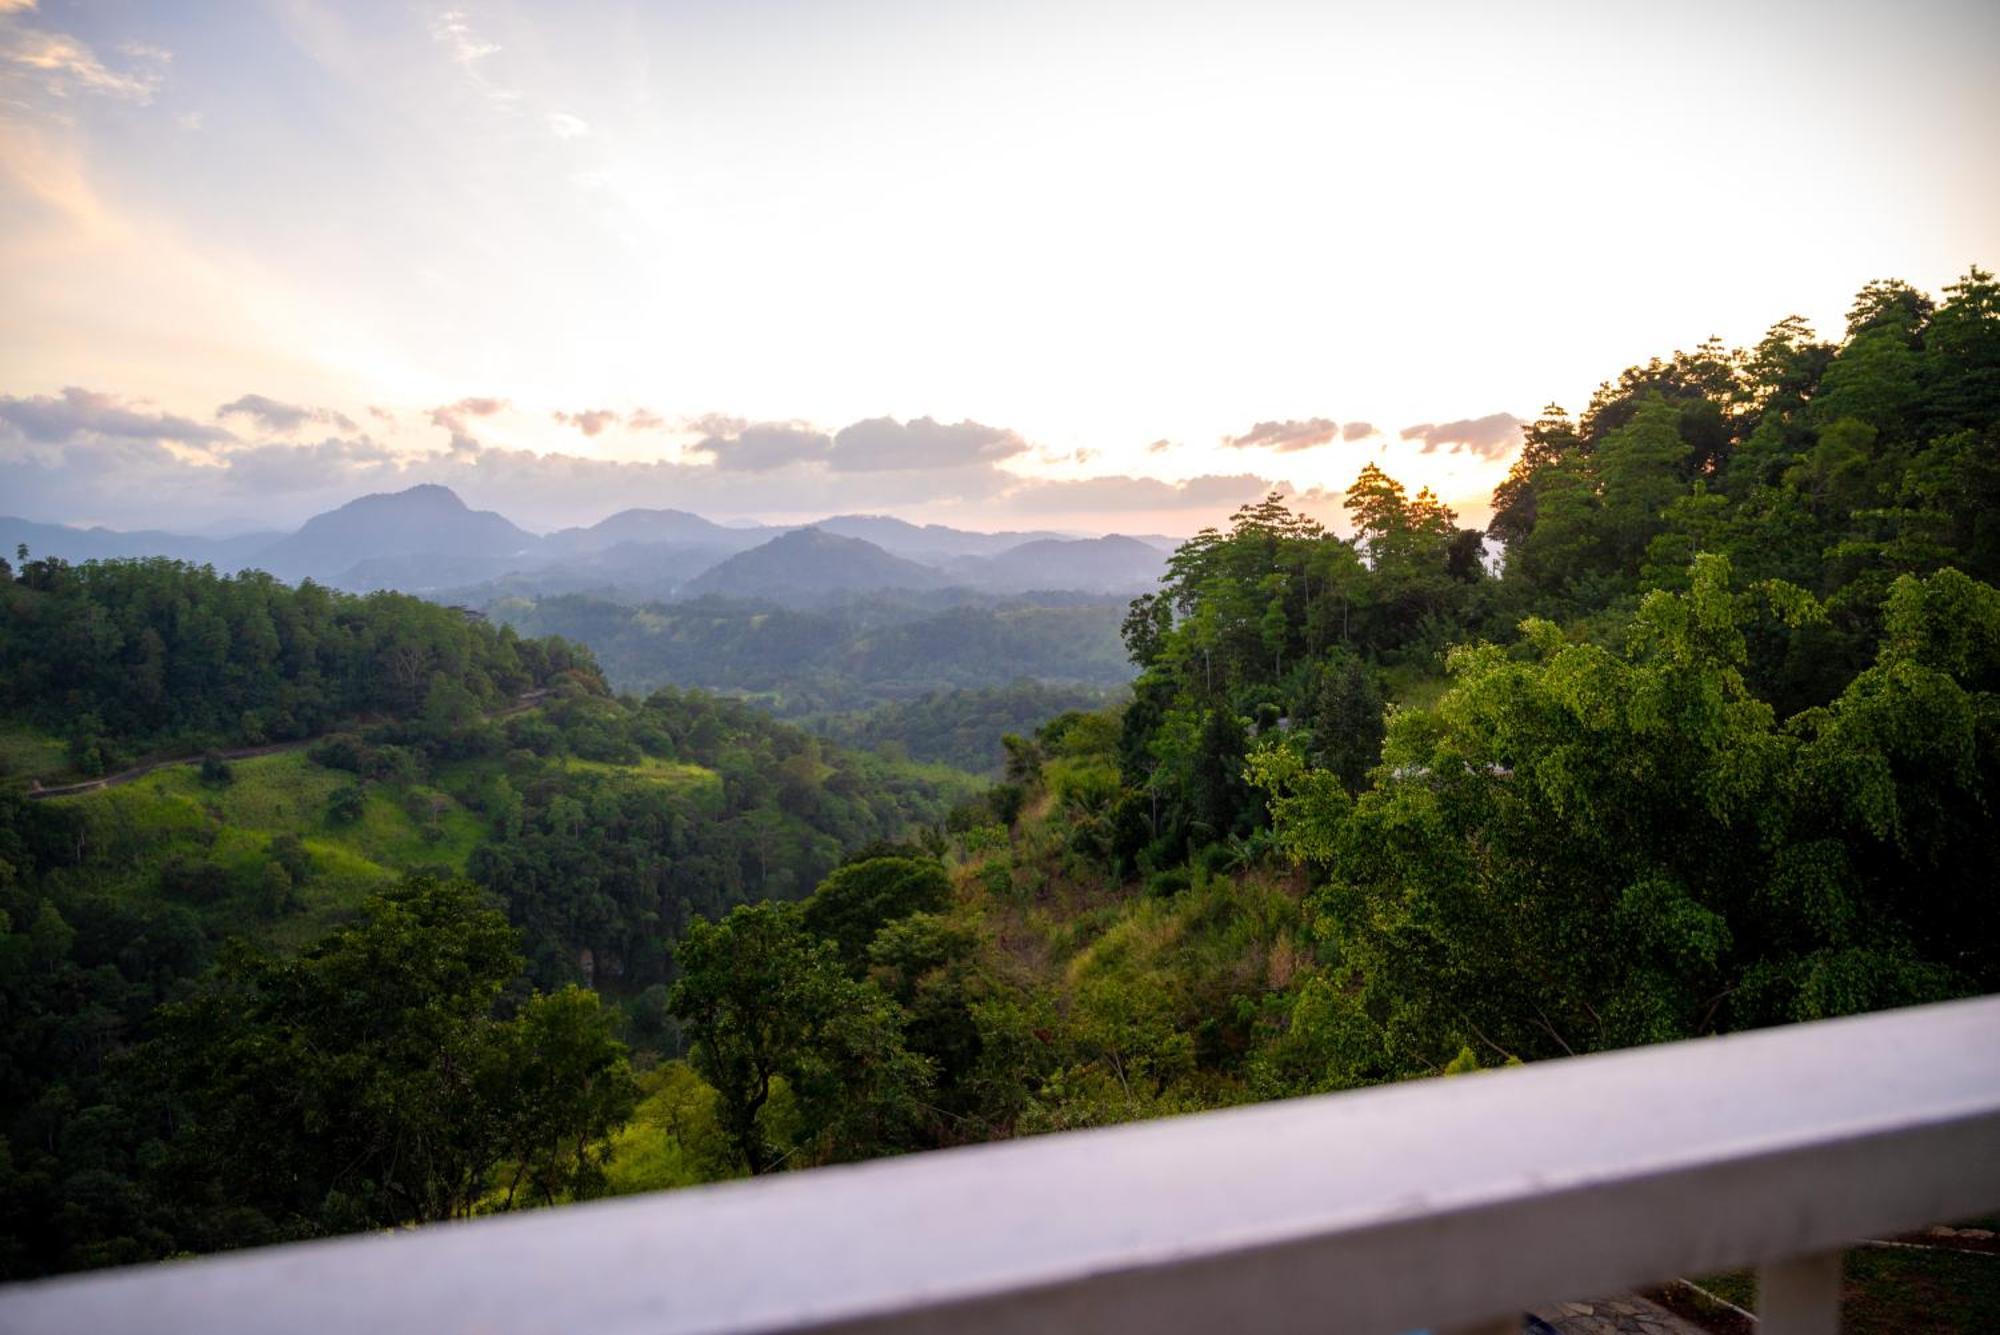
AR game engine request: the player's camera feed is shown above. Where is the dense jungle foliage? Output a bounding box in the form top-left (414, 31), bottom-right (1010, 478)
top-left (0, 553), bottom-right (595, 774)
top-left (1, 269), bottom-right (1994, 1280)
top-left (0, 559), bottom-right (974, 1274)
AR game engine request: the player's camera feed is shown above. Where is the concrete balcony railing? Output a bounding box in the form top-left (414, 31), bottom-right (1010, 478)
top-left (5, 994), bottom-right (1997, 1334)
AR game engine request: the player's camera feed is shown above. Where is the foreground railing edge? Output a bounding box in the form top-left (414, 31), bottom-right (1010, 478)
top-left (1, 994), bottom-right (1995, 1335)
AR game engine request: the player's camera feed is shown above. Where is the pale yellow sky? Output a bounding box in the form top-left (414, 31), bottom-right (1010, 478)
top-left (2, 0), bottom-right (1996, 533)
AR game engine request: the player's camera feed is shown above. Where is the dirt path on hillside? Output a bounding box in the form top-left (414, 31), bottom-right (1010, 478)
top-left (25, 689), bottom-right (549, 800)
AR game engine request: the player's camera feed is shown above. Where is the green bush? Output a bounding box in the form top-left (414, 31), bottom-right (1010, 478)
top-left (327, 784), bottom-right (366, 825)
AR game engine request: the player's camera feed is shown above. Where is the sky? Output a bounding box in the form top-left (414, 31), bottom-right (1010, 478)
top-left (2, 0), bottom-right (1996, 536)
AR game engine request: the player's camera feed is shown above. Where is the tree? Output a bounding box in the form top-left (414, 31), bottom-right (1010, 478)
top-left (1304, 652), bottom-right (1384, 793)
top-left (1844, 278), bottom-right (1933, 341)
top-left (669, 903), bottom-right (929, 1175)
top-left (497, 987), bottom-right (640, 1207)
top-left (148, 878), bottom-right (527, 1233)
top-left (1252, 557), bottom-right (1992, 1083)
top-left (800, 856), bottom-right (953, 972)
top-left (1344, 464), bottom-right (1410, 565)
top-left (326, 784), bottom-right (366, 825)
top-left (1489, 405), bottom-right (1581, 546)
top-left (1189, 708), bottom-right (1253, 843)
top-left (1595, 395), bottom-right (1692, 573)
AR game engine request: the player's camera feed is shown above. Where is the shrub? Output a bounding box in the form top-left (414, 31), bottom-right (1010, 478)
top-left (327, 784), bottom-right (366, 825)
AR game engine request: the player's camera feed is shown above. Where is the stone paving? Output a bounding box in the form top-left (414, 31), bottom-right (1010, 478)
top-left (1530, 1293), bottom-right (1707, 1334)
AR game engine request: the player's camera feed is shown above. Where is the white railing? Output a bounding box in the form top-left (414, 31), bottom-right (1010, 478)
top-left (5, 995), bottom-right (1998, 1334)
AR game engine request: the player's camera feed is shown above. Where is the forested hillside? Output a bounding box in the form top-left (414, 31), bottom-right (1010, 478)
top-left (488, 591), bottom-right (1132, 714)
top-left (807, 681), bottom-right (1117, 774)
top-left (0, 553), bottom-right (592, 775)
top-left (1, 269), bottom-right (1994, 1286)
top-left (0, 561), bottom-right (974, 1275)
top-left (623, 267), bottom-right (2000, 1170)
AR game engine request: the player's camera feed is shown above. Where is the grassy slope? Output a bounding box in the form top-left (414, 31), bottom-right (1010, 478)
top-left (556, 754), bottom-right (721, 792)
top-left (62, 750), bottom-right (491, 944)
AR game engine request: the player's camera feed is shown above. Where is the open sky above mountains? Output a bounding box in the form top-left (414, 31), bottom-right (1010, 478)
top-left (3, 0), bottom-right (1997, 535)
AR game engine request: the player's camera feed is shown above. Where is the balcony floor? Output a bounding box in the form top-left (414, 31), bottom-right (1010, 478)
top-left (1536, 1294), bottom-right (1704, 1334)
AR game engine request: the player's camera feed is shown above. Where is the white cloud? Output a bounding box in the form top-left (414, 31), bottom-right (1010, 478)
top-left (546, 111), bottom-right (588, 139)
top-left (427, 396), bottom-right (509, 451)
top-left (689, 421), bottom-right (832, 471)
top-left (429, 9), bottom-right (499, 67)
top-left (1397, 413), bottom-right (1524, 460)
top-left (0, 23), bottom-right (167, 103)
top-left (2, 386), bottom-right (231, 444)
top-left (1, 378), bottom-right (1524, 540)
top-left (1223, 418), bottom-right (1343, 452)
top-left (829, 417), bottom-right (1028, 472)
top-left (552, 407), bottom-right (618, 437)
top-left (217, 393), bottom-right (357, 434)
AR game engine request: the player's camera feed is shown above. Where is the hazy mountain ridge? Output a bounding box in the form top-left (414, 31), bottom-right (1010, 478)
top-left (681, 528), bottom-right (953, 603)
top-left (5, 485), bottom-right (1174, 602)
top-left (0, 515), bottom-right (283, 570)
top-left (248, 484), bottom-right (539, 583)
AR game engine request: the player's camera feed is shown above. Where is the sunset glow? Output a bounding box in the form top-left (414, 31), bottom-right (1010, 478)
top-left (4, 0), bottom-right (1997, 532)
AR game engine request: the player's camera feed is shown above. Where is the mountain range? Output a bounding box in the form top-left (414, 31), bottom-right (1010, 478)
top-left (2, 485), bottom-right (1177, 604)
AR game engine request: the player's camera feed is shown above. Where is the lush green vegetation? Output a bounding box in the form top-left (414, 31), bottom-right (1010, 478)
top-left (807, 680), bottom-right (1118, 774)
top-left (0, 559), bottom-right (976, 1276)
top-left (487, 591), bottom-right (1131, 715)
top-left (1, 270), bottom-right (1995, 1315)
top-left (612, 267), bottom-right (2000, 1207)
top-left (0, 553), bottom-right (593, 779)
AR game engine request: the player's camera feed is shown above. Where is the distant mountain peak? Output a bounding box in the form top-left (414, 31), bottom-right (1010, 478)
top-left (336, 483), bottom-right (470, 512)
top-left (681, 526), bottom-right (949, 604)
top-left (253, 482), bottom-right (533, 582)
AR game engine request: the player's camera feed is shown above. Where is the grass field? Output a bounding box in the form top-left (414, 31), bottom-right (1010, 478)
top-left (45, 744), bottom-right (739, 948)
top-left (61, 750), bottom-right (489, 944)
top-left (556, 755), bottom-right (724, 803)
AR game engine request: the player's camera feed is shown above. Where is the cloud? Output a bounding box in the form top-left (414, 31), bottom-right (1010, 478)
top-left (219, 435), bottom-right (400, 494)
top-left (0, 1), bottom-right (40, 14)
top-left (428, 396), bottom-right (508, 452)
top-left (828, 416), bottom-right (1029, 472)
top-left (689, 421), bottom-right (832, 471)
top-left (683, 412), bottom-right (745, 437)
top-left (428, 8), bottom-right (518, 107)
top-left (1397, 412), bottom-right (1523, 459)
top-left (0, 22), bottom-right (168, 103)
top-left (1341, 421), bottom-right (1377, 441)
top-left (552, 408), bottom-right (619, 437)
top-left (1, 386), bottom-right (231, 444)
top-left (627, 409), bottom-right (665, 430)
top-left (1, 387), bottom-right (1290, 535)
top-left (995, 471), bottom-right (1271, 518)
top-left (1223, 418), bottom-right (1342, 452)
top-left (368, 405), bottom-right (397, 425)
top-left (546, 112), bottom-right (588, 139)
top-left (1147, 439), bottom-right (1174, 455)
top-left (217, 393), bottom-right (357, 434)
top-left (430, 9), bottom-right (499, 67)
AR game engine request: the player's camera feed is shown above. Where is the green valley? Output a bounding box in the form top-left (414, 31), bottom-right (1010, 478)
top-left (2, 270), bottom-right (1996, 1327)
